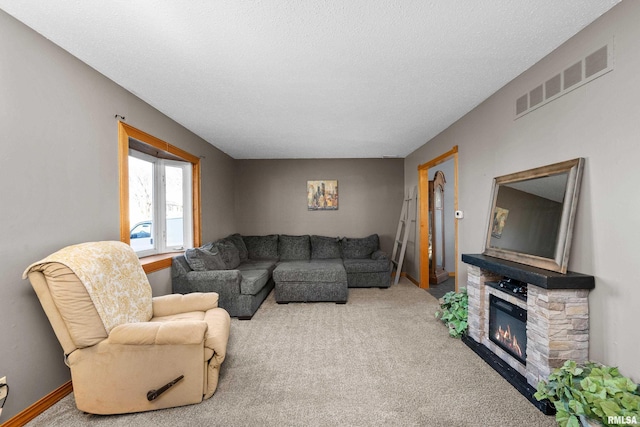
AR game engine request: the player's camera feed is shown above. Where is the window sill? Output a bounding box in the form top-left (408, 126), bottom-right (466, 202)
top-left (140, 251), bottom-right (184, 274)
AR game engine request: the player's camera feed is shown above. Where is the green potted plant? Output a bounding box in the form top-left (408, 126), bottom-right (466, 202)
top-left (534, 360), bottom-right (640, 427)
top-left (435, 288), bottom-right (468, 338)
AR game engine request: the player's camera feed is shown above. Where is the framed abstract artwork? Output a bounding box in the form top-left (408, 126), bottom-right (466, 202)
top-left (307, 180), bottom-right (338, 210)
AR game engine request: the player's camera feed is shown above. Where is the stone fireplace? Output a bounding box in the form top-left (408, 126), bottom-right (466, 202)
top-left (461, 254), bottom-right (594, 413)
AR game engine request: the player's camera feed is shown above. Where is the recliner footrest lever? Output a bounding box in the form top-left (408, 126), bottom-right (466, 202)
top-left (147, 375), bottom-right (184, 401)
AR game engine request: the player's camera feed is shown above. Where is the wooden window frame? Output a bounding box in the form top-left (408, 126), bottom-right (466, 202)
top-left (118, 122), bottom-right (201, 273)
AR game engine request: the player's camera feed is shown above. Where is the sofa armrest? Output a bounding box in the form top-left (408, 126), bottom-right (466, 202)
top-left (153, 293), bottom-right (219, 317)
top-left (173, 269), bottom-right (242, 295)
top-left (108, 321), bottom-right (208, 345)
top-left (371, 250), bottom-right (389, 260)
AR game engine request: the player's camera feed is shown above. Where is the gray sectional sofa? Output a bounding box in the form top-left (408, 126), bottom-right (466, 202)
top-left (171, 233), bottom-right (391, 319)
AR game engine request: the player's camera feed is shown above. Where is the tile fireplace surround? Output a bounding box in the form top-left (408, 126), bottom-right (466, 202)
top-left (461, 254), bottom-right (595, 413)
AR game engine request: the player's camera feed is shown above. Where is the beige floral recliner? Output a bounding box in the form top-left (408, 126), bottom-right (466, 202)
top-left (23, 241), bottom-right (230, 415)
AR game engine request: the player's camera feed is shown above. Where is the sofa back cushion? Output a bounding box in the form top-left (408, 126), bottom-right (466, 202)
top-left (279, 235), bottom-right (311, 261)
top-left (212, 240), bottom-right (241, 269)
top-left (224, 233), bottom-right (249, 262)
top-left (184, 247), bottom-right (227, 271)
top-left (243, 235), bottom-right (279, 260)
top-left (310, 235), bottom-right (342, 259)
top-left (341, 234), bottom-right (379, 259)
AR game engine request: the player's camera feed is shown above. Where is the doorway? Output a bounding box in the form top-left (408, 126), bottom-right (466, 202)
top-left (417, 146), bottom-right (459, 294)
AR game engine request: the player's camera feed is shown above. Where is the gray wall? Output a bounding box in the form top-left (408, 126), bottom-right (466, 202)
top-left (234, 159), bottom-right (404, 255)
top-left (405, 0), bottom-right (640, 381)
top-left (0, 10), bottom-right (237, 420)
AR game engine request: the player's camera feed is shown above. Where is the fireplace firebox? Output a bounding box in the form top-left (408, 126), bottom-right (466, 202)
top-left (489, 294), bottom-right (527, 365)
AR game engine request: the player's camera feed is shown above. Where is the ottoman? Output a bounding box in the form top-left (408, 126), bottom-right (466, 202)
top-left (273, 259), bottom-right (348, 303)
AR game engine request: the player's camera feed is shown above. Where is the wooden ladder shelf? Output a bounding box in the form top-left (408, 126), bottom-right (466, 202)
top-left (391, 186), bottom-right (417, 285)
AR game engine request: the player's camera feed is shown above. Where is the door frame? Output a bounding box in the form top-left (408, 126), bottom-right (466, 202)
top-left (417, 146), bottom-right (459, 291)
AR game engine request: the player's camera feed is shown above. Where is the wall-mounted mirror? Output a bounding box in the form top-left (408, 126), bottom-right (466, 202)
top-left (483, 158), bottom-right (584, 273)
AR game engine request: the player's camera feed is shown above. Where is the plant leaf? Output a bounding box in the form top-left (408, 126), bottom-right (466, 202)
top-left (599, 399), bottom-right (622, 417)
top-left (568, 399), bottom-right (585, 415)
top-left (555, 408), bottom-right (570, 427)
top-left (581, 377), bottom-right (597, 393)
top-left (566, 415), bottom-right (580, 427)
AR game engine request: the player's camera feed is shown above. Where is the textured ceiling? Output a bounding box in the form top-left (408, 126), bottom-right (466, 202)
top-left (0, 1), bottom-right (620, 159)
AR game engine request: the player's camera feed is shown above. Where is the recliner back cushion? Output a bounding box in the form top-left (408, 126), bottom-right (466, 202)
top-left (310, 235), bottom-right (342, 259)
top-left (278, 235), bottom-right (311, 261)
top-left (341, 234), bottom-right (379, 259)
top-left (243, 235), bottom-right (279, 260)
top-left (41, 262), bottom-right (108, 348)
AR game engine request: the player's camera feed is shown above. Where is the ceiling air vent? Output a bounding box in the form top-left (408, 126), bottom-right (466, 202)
top-left (515, 38), bottom-right (614, 118)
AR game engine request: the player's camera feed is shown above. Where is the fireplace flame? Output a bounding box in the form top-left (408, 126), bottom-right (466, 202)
top-left (495, 324), bottom-right (523, 358)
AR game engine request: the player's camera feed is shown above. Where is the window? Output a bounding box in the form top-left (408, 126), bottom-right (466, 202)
top-left (119, 122), bottom-right (201, 269)
top-left (128, 149), bottom-right (193, 256)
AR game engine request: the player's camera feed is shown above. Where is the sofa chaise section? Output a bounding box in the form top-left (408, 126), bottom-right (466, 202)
top-left (272, 235), bottom-right (349, 303)
top-left (273, 260), bottom-right (348, 303)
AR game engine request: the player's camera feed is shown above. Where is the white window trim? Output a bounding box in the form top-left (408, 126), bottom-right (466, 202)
top-left (129, 149), bottom-right (193, 257)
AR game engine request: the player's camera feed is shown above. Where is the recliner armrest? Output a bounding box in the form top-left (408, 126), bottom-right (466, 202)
top-left (109, 321), bottom-right (207, 346)
top-left (153, 292), bottom-right (219, 317)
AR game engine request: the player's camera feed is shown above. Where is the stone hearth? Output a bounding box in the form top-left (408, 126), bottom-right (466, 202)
top-left (461, 254), bottom-right (595, 412)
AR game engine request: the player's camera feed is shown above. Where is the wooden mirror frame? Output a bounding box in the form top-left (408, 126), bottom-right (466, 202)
top-left (483, 158), bottom-right (584, 274)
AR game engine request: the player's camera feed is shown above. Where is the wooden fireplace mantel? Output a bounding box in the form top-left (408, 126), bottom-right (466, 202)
top-left (461, 254), bottom-right (594, 289)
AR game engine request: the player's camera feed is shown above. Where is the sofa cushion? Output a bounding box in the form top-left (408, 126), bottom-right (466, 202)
top-left (212, 240), bottom-right (241, 269)
top-left (225, 233), bottom-right (249, 262)
top-left (343, 258), bottom-right (390, 274)
top-left (239, 269), bottom-right (270, 296)
top-left (184, 247), bottom-right (226, 271)
top-left (310, 235), bottom-right (342, 259)
top-left (200, 241), bottom-right (216, 252)
top-left (273, 260), bottom-right (346, 283)
top-left (243, 235), bottom-right (279, 260)
top-left (341, 234), bottom-right (379, 259)
top-left (279, 235), bottom-right (311, 261)
top-left (371, 250), bottom-right (389, 261)
top-left (238, 259), bottom-right (278, 275)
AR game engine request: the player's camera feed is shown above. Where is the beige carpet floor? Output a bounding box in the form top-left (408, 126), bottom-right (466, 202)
top-left (26, 278), bottom-right (556, 426)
